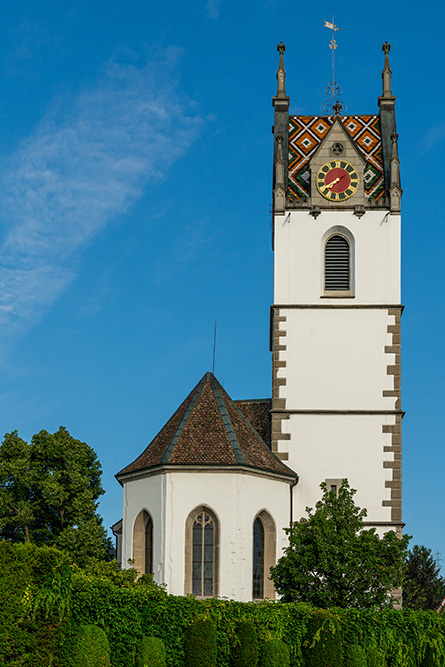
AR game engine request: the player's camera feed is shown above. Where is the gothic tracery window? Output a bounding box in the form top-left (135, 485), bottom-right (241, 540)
top-left (188, 508), bottom-right (218, 597)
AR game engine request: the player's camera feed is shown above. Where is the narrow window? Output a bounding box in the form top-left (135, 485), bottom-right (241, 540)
top-left (192, 511), bottom-right (215, 596)
top-left (133, 510), bottom-right (153, 575)
top-left (144, 514), bottom-right (153, 574)
top-left (324, 234), bottom-right (350, 292)
top-left (252, 517), bottom-right (265, 599)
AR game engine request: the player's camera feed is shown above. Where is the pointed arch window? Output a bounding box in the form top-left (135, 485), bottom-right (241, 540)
top-left (185, 506), bottom-right (219, 597)
top-left (252, 511), bottom-right (277, 600)
top-left (324, 234), bottom-right (350, 294)
top-left (253, 517), bottom-right (264, 599)
top-left (133, 510), bottom-right (153, 575)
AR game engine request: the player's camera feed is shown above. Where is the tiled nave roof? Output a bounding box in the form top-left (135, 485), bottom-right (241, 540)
top-left (117, 373), bottom-right (295, 480)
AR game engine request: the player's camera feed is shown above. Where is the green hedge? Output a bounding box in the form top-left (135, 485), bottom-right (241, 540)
top-left (0, 540), bottom-right (71, 666)
top-left (69, 576), bottom-right (445, 667)
top-left (231, 620), bottom-right (258, 667)
top-left (1, 541), bottom-right (445, 667)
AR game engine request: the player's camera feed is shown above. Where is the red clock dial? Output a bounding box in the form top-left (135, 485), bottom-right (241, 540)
top-left (316, 161), bottom-right (359, 201)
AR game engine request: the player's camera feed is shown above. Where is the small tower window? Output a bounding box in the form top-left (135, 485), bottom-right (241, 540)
top-left (324, 234), bottom-right (350, 293)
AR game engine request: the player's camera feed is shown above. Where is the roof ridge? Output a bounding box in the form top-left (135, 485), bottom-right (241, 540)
top-left (210, 376), bottom-right (245, 465)
top-left (160, 375), bottom-right (208, 464)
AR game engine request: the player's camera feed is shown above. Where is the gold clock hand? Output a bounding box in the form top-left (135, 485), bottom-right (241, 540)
top-left (326, 177), bottom-right (340, 189)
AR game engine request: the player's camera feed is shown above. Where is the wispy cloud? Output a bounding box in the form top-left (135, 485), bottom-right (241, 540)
top-left (0, 48), bottom-right (203, 360)
top-left (205, 0), bottom-right (221, 20)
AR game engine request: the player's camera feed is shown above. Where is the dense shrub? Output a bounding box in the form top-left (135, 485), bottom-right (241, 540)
top-left (0, 540), bottom-right (71, 666)
top-left (303, 609), bottom-right (343, 667)
top-left (184, 614), bottom-right (217, 667)
top-left (231, 620), bottom-right (258, 667)
top-left (137, 636), bottom-right (167, 667)
top-left (260, 638), bottom-right (290, 667)
top-left (70, 624), bottom-right (111, 667)
top-left (344, 644), bottom-right (367, 667)
top-left (366, 645), bottom-right (386, 667)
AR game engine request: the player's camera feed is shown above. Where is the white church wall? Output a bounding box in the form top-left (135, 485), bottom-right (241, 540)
top-left (121, 469), bottom-right (291, 601)
top-left (121, 473), bottom-right (166, 583)
top-left (277, 308), bottom-right (397, 411)
top-left (283, 413), bottom-right (395, 524)
top-left (274, 210), bottom-right (401, 305)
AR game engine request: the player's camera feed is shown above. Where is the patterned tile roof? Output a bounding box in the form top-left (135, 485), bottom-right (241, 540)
top-left (117, 373), bottom-right (295, 480)
top-left (288, 114), bottom-right (384, 202)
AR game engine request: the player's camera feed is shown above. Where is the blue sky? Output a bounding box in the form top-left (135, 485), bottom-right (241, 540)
top-left (0, 0), bottom-right (444, 572)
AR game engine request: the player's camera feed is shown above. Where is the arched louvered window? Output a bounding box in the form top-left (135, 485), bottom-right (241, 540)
top-left (324, 234), bottom-right (350, 292)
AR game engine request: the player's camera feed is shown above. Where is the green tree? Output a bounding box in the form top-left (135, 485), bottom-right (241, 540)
top-left (0, 427), bottom-right (113, 565)
top-left (402, 544), bottom-right (445, 610)
top-left (270, 480), bottom-right (410, 608)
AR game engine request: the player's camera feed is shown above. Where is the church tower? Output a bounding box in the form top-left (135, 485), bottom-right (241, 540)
top-left (271, 42), bottom-right (403, 535)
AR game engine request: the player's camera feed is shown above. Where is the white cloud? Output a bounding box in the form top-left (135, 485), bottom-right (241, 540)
top-left (0, 49), bottom-right (203, 359)
top-left (205, 0), bottom-right (221, 19)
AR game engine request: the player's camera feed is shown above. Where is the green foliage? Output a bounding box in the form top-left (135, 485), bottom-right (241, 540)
top-left (0, 540), bottom-right (71, 666)
top-left (260, 639), bottom-right (290, 667)
top-left (71, 624), bottom-right (111, 667)
top-left (0, 427), bottom-right (113, 566)
top-left (270, 480), bottom-right (410, 608)
top-left (231, 620), bottom-right (258, 667)
top-left (366, 645), bottom-right (386, 667)
top-left (184, 614), bottom-right (217, 667)
top-left (344, 644), bottom-right (367, 667)
top-left (303, 609), bottom-right (343, 667)
top-left (73, 557), bottom-right (166, 592)
top-left (137, 636), bottom-right (167, 667)
top-left (403, 545), bottom-right (445, 610)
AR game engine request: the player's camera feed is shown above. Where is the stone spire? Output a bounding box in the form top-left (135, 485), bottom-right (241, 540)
top-left (273, 42), bottom-right (290, 110)
top-left (381, 41), bottom-right (393, 98)
top-left (272, 43), bottom-right (290, 221)
top-left (274, 133), bottom-right (286, 214)
top-left (276, 42), bottom-right (287, 98)
top-left (389, 131), bottom-right (402, 212)
top-left (378, 42), bottom-right (397, 195)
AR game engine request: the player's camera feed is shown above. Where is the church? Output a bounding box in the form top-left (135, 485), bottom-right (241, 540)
top-left (112, 41), bottom-right (403, 602)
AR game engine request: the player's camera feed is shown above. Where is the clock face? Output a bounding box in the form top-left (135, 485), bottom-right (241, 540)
top-left (316, 161), bottom-right (359, 201)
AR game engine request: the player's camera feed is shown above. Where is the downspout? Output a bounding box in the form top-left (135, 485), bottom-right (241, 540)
top-left (290, 476), bottom-right (298, 527)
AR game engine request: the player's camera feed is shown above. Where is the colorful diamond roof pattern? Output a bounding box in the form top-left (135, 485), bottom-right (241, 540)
top-left (288, 115), bottom-right (385, 201)
top-left (117, 373), bottom-right (295, 480)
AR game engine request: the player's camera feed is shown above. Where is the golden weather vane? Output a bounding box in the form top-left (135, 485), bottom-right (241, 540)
top-left (321, 14), bottom-right (346, 115)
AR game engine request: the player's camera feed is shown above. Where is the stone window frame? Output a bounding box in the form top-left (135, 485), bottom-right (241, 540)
top-left (321, 225), bottom-right (355, 298)
top-left (252, 510), bottom-right (276, 600)
top-left (325, 478), bottom-right (344, 497)
top-left (184, 505), bottom-right (219, 597)
top-left (132, 509), bottom-right (153, 574)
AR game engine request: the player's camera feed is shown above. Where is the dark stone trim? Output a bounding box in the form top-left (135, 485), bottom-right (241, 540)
top-left (272, 304), bottom-right (405, 310)
top-left (271, 308), bottom-right (290, 460)
top-left (382, 307), bottom-right (403, 523)
top-left (363, 520), bottom-right (404, 527)
top-left (271, 409), bottom-right (405, 416)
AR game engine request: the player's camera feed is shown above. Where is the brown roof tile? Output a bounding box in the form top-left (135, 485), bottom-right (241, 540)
top-left (235, 399), bottom-right (271, 446)
top-left (117, 373), bottom-right (296, 480)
